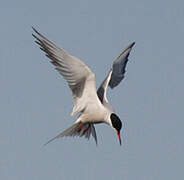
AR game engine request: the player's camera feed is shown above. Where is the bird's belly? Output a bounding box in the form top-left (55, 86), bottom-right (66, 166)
top-left (80, 104), bottom-right (107, 124)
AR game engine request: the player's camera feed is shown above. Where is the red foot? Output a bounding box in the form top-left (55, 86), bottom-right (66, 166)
top-left (83, 125), bottom-right (90, 135)
top-left (78, 123), bottom-right (84, 132)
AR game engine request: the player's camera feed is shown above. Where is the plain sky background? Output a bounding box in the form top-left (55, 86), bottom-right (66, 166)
top-left (0, 0), bottom-right (184, 179)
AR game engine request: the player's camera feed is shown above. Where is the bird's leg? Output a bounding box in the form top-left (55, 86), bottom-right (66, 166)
top-left (78, 123), bottom-right (84, 132)
top-left (83, 124), bottom-right (90, 135)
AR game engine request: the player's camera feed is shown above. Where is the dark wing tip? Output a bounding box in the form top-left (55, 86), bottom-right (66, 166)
top-left (130, 41), bottom-right (135, 47)
top-left (32, 26), bottom-right (36, 31)
top-left (32, 27), bottom-right (49, 42)
top-left (109, 42), bottom-right (135, 89)
top-left (32, 27), bottom-right (42, 43)
top-left (32, 26), bottom-right (40, 35)
top-left (126, 42), bottom-right (135, 51)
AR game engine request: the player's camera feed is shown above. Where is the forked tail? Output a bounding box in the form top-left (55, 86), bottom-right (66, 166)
top-left (44, 122), bottom-right (97, 146)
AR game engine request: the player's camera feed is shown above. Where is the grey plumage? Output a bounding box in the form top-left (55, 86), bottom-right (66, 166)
top-left (97, 42), bottom-right (135, 110)
top-left (109, 42), bottom-right (135, 88)
top-left (32, 27), bottom-right (135, 146)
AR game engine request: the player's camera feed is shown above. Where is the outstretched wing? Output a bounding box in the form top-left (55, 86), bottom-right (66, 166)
top-left (32, 27), bottom-right (98, 115)
top-left (44, 122), bottom-right (97, 145)
top-left (97, 42), bottom-right (135, 106)
top-left (109, 42), bottom-right (135, 88)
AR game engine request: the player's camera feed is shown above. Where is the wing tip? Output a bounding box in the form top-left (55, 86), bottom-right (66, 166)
top-left (32, 26), bottom-right (40, 36)
top-left (128, 41), bottom-right (135, 49)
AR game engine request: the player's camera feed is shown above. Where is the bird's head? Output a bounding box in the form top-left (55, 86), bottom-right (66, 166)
top-left (110, 113), bottom-right (122, 145)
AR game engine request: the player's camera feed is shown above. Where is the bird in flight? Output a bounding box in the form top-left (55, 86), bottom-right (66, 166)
top-left (32, 27), bottom-right (135, 146)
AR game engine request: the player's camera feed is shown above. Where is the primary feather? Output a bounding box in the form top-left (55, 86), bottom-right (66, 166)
top-left (97, 42), bottom-right (135, 110)
top-left (32, 27), bottom-right (100, 116)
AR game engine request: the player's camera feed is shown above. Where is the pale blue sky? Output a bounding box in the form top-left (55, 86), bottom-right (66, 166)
top-left (0, 0), bottom-right (184, 179)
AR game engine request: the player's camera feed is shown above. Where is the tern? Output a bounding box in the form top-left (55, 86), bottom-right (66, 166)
top-left (32, 27), bottom-right (135, 145)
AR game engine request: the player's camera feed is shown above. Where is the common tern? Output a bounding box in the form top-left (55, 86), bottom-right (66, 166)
top-left (32, 27), bottom-right (135, 145)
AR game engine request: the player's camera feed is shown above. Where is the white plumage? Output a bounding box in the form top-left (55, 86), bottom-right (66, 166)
top-left (32, 27), bottom-right (135, 145)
